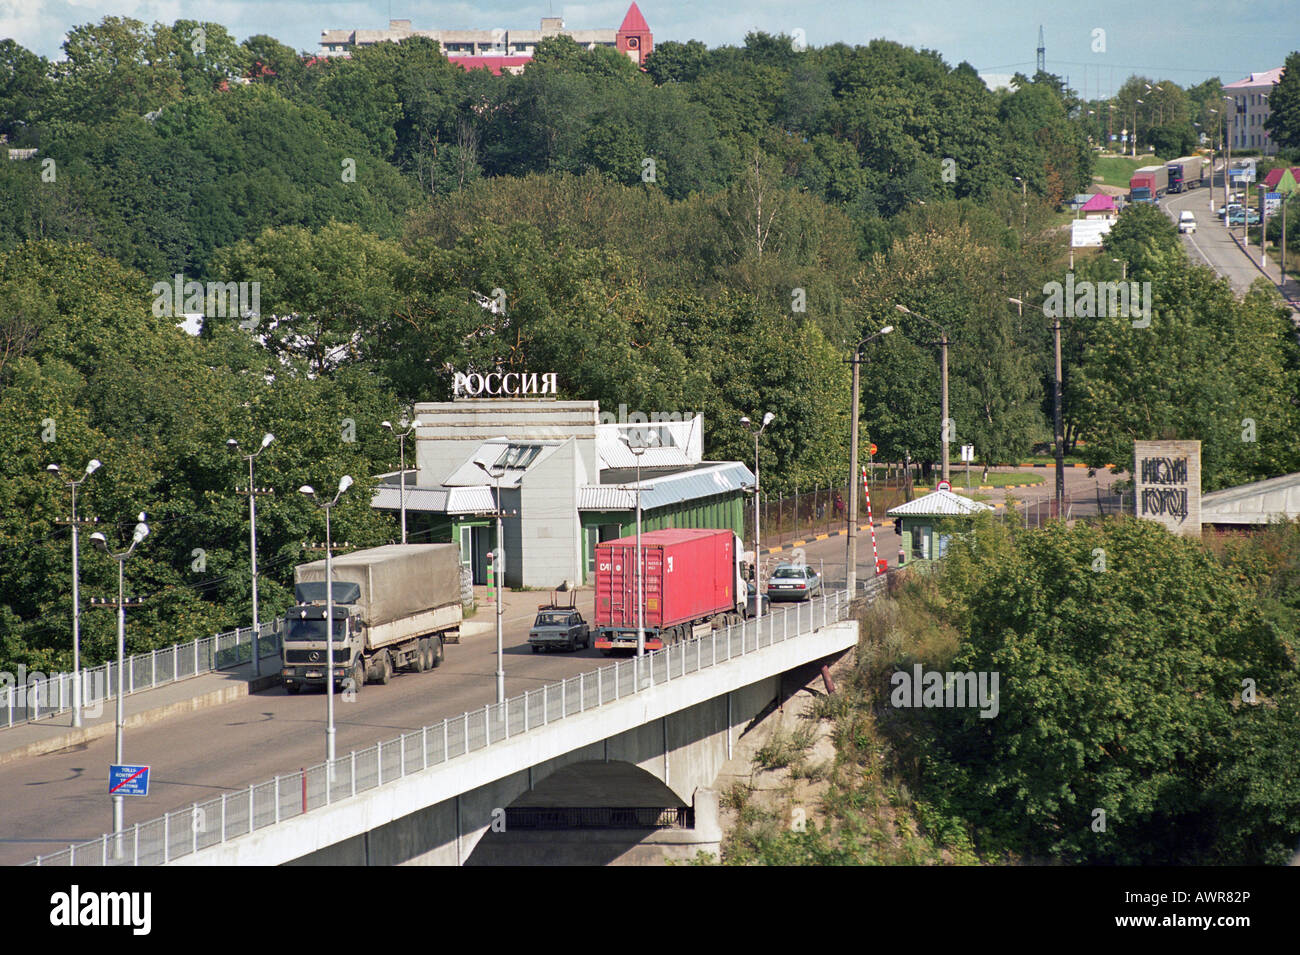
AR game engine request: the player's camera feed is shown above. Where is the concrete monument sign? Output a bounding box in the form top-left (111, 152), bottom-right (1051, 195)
top-left (1134, 440), bottom-right (1200, 537)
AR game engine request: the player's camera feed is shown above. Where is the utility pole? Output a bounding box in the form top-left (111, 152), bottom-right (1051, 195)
top-left (895, 305), bottom-right (949, 485)
top-left (846, 326), bottom-right (894, 596)
top-left (228, 434), bottom-right (275, 677)
top-left (49, 458), bottom-right (102, 728)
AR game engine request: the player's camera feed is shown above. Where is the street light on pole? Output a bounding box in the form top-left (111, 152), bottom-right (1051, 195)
top-left (846, 325), bottom-right (893, 596)
top-left (1011, 296), bottom-right (1064, 513)
top-left (300, 475), bottom-right (352, 765)
top-left (894, 304), bottom-right (950, 486)
top-left (89, 512), bottom-right (149, 853)
top-left (381, 416), bottom-right (420, 544)
top-left (48, 458), bottom-right (101, 728)
top-left (738, 413), bottom-right (774, 621)
top-left (227, 433), bottom-right (274, 677)
top-left (624, 438), bottom-right (653, 656)
top-left (475, 459), bottom-right (507, 702)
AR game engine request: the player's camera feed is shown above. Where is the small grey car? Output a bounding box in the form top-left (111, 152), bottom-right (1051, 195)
top-left (766, 564), bottom-right (822, 602)
top-left (528, 608), bottom-right (590, 653)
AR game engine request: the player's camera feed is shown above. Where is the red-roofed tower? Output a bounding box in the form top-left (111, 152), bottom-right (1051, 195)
top-left (616, 3), bottom-right (653, 66)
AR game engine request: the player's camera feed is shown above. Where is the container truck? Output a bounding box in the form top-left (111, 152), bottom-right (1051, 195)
top-left (1166, 156), bottom-right (1207, 193)
top-left (279, 544), bottom-right (462, 694)
top-left (593, 528), bottom-right (746, 654)
top-left (1129, 165), bottom-right (1169, 203)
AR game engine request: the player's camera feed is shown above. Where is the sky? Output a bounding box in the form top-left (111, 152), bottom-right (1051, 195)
top-left (3, 0), bottom-right (1294, 97)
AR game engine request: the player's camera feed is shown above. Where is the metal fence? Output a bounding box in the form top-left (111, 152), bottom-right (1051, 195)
top-left (1, 624), bottom-right (280, 729)
top-left (744, 474), bottom-right (911, 551)
top-left (30, 588), bottom-right (860, 866)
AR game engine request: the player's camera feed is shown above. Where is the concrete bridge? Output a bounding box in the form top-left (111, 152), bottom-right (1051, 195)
top-left (36, 591), bottom-right (861, 866)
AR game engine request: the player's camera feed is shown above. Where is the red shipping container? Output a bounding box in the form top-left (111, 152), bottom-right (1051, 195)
top-left (595, 528), bottom-right (739, 634)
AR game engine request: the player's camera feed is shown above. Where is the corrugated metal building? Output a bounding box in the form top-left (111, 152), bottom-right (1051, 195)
top-left (371, 399), bottom-right (753, 588)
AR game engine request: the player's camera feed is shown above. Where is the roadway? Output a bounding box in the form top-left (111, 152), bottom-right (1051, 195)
top-left (1161, 175), bottom-right (1271, 295)
top-left (0, 591), bottom-right (614, 865)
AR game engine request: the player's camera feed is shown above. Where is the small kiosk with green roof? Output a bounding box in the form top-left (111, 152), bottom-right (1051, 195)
top-left (888, 489), bottom-right (994, 563)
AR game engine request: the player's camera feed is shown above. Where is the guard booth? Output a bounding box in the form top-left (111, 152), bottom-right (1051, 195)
top-left (888, 489), bottom-right (993, 563)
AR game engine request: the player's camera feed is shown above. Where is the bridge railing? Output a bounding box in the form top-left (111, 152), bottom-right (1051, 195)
top-left (31, 585), bottom-right (872, 866)
top-left (1, 624), bottom-right (280, 729)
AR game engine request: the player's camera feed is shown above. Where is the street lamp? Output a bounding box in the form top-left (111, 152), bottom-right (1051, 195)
top-left (1012, 176), bottom-right (1027, 228)
top-left (738, 413), bottom-right (774, 621)
top-left (381, 416), bottom-right (421, 544)
top-left (227, 433), bottom-right (274, 677)
top-left (47, 458), bottom-right (101, 728)
top-left (299, 475), bottom-right (352, 765)
top-left (474, 459), bottom-right (507, 702)
top-left (624, 438), bottom-right (653, 655)
top-left (895, 304), bottom-right (950, 485)
top-left (89, 512), bottom-right (149, 851)
top-left (846, 325), bottom-right (893, 595)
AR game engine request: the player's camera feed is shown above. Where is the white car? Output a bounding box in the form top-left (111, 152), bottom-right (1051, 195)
top-left (1178, 211), bottom-right (1196, 234)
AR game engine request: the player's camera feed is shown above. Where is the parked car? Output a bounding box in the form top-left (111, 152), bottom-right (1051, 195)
top-left (742, 579), bottom-right (770, 618)
top-left (766, 564), bottom-right (822, 602)
top-left (1178, 211), bottom-right (1196, 234)
top-left (528, 606), bottom-right (590, 653)
top-left (1227, 207), bottom-right (1260, 226)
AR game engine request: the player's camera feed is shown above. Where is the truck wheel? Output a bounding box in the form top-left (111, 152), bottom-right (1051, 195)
top-left (532, 645), bottom-right (540, 654)
top-left (414, 638), bottom-right (430, 672)
top-left (376, 651), bottom-right (392, 685)
top-left (285, 683), bottom-right (300, 695)
top-left (430, 636), bottom-right (443, 668)
top-left (351, 656), bottom-right (366, 691)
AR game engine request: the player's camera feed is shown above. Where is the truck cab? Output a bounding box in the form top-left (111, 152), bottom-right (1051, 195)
top-left (280, 581), bottom-right (363, 694)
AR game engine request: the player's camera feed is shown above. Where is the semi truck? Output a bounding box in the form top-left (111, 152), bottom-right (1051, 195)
top-left (1129, 165), bottom-right (1169, 203)
top-left (593, 528), bottom-right (747, 654)
top-left (279, 544), bottom-right (462, 694)
top-left (1166, 156), bottom-right (1207, 193)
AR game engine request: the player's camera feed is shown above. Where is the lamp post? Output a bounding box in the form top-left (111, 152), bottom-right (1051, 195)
top-left (739, 413), bottom-right (774, 619)
top-left (626, 441), bottom-right (651, 655)
top-left (381, 416), bottom-right (420, 543)
top-left (846, 326), bottom-right (894, 596)
top-left (895, 305), bottom-right (950, 486)
top-left (1013, 176), bottom-right (1027, 228)
top-left (300, 476), bottom-right (352, 765)
top-left (1011, 296), bottom-right (1064, 513)
top-left (475, 460), bottom-right (507, 702)
top-left (89, 513), bottom-right (149, 851)
top-left (47, 458), bottom-right (101, 727)
top-left (227, 433), bottom-right (274, 676)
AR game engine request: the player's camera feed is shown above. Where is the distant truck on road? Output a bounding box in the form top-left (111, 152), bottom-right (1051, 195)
top-left (1166, 156), bottom-right (1207, 193)
top-left (593, 528), bottom-right (746, 654)
top-left (279, 544), bottom-right (462, 694)
top-left (1129, 165), bottom-right (1169, 203)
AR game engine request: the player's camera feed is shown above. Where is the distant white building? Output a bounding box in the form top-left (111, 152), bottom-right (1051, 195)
top-left (1223, 68), bottom-right (1284, 156)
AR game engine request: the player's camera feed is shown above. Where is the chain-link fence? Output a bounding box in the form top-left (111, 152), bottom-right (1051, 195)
top-left (1, 624), bottom-right (280, 729)
top-left (743, 468), bottom-right (912, 551)
top-left (30, 588), bottom-right (860, 866)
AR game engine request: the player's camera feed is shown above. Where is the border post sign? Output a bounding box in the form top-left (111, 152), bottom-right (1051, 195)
top-left (1134, 440), bottom-right (1200, 537)
top-left (110, 764), bottom-right (150, 797)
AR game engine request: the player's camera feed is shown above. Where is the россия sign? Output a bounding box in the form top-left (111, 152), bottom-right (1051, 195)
top-left (453, 370), bottom-right (557, 398)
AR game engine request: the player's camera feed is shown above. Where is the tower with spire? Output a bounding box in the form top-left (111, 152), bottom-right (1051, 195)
top-left (617, 3), bottom-right (654, 66)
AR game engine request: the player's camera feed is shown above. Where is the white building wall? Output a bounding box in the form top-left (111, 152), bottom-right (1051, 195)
top-left (518, 439), bottom-right (583, 588)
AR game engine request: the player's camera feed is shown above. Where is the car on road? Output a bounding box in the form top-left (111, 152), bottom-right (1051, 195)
top-left (528, 606), bottom-right (590, 653)
top-left (766, 564), bottom-right (822, 602)
top-left (742, 579), bottom-right (770, 618)
top-left (1178, 211), bottom-right (1196, 234)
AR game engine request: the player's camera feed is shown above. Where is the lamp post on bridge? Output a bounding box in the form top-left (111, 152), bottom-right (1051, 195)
top-left (227, 433), bottom-right (274, 676)
top-left (739, 413), bottom-right (774, 620)
top-left (300, 475), bottom-right (353, 766)
top-left (48, 458), bottom-right (102, 728)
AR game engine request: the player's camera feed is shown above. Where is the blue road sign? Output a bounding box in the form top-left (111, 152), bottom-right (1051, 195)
top-left (109, 764), bottom-right (150, 796)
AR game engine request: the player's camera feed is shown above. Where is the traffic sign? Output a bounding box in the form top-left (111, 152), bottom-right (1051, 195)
top-left (937, 480), bottom-right (952, 491)
top-left (868, 443), bottom-right (878, 456)
top-left (960, 444), bottom-right (974, 463)
top-left (109, 764), bottom-right (150, 797)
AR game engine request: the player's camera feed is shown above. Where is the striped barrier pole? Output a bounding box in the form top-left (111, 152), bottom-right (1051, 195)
top-left (862, 467), bottom-right (881, 574)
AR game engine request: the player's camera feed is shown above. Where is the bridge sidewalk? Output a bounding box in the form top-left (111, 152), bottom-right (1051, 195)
top-left (0, 654), bottom-right (282, 767)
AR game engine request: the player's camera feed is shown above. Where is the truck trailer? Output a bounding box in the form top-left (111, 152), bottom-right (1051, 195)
top-left (593, 528), bottom-right (746, 654)
top-left (279, 544), bottom-right (462, 694)
top-left (1166, 156), bottom-right (1207, 193)
top-left (1129, 165), bottom-right (1169, 203)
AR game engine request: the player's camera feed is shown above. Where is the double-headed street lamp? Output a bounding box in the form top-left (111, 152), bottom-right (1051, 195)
top-left (227, 433), bottom-right (274, 676)
top-left (89, 513), bottom-right (149, 850)
top-left (47, 458), bottom-right (101, 728)
top-left (739, 413), bottom-right (774, 620)
top-left (299, 476), bottom-right (352, 765)
top-left (475, 459), bottom-right (507, 702)
top-left (624, 437), bottom-right (653, 655)
top-left (846, 325), bottom-right (893, 596)
top-left (381, 416), bottom-right (421, 543)
top-left (894, 305), bottom-right (950, 486)
top-left (1011, 295), bottom-right (1064, 513)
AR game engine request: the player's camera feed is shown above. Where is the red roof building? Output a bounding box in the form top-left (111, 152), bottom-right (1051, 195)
top-left (616, 3), bottom-right (654, 66)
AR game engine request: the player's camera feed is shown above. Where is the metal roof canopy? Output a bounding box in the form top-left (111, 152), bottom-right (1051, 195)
top-left (887, 489), bottom-right (994, 517)
top-left (579, 461), bottom-right (754, 512)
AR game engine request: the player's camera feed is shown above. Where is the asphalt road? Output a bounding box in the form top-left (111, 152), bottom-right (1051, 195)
top-left (1162, 171), bottom-right (1273, 295)
top-left (0, 592), bottom-right (609, 865)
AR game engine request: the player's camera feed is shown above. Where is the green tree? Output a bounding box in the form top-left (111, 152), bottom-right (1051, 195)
top-left (1264, 53), bottom-right (1300, 150)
